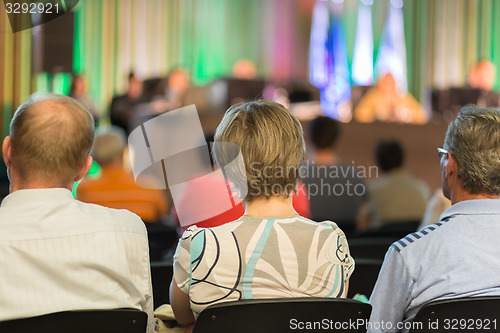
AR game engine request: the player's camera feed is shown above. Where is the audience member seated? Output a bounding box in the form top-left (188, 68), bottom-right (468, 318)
top-left (0, 94), bottom-right (154, 332)
top-left (368, 140), bottom-right (430, 226)
top-left (77, 126), bottom-right (168, 223)
top-left (368, 105), bottom-right (500, 332)
top-left (354, 73), bottom-right (427, 124)
top-left (170, 100), bottom-right (354, 330)
top-left (69, 74), bottom-right (99, 122)
top-left (110, 72), bottom-right (146, 134)
top-left (301, 116), bottom-right (370, 236)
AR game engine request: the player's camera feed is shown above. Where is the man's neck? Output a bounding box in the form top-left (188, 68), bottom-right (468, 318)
top-left (9, 178), bottom-right (73, 193)
top-left (314, 149), bottom-right (338, 165)
top-left (451, 187), bottom-right (499, 205)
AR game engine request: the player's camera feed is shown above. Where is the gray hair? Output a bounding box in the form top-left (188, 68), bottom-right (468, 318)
top-left (444, 105), bottom-right (500, 195)
top-left (92, 126), bottom-right (127, 166)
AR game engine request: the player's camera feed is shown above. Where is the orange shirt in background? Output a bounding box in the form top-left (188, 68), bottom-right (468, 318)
top-left (77, 166), bottom-right (168, 223)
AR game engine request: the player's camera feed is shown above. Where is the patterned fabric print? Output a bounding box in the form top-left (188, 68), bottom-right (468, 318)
top-left (173, 215), bottom-right (354, 317)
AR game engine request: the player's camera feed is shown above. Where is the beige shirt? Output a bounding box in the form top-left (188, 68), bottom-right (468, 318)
top-left (368, 170), bottom-right (430, 225)
top-left (0, 188), bottom-right (154, 332)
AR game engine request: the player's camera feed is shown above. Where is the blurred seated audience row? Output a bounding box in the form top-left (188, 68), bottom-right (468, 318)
top-left (1, 91), bottom-right (499, 332)
top-left (368, 140), bottom-right (430, 227)
top-left (77, 126), bottom-right (169, 224)
top-left (62, 58), bottom-right (499, 139)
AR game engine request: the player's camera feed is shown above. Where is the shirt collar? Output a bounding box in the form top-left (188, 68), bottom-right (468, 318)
top-left (1, 188), bottom-right (74, 208)
top-left (439, 199), bottom-right (500, 222)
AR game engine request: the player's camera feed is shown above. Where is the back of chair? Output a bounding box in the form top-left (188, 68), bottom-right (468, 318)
top-left (151, 260), bottom-right (174, 309)
top-left (346, 258), bottom-right (383, 298)
top-left (355, 221), bottom-right (420, 239)
top-left (347, 237), bottom-right (396, 260)
top-left (0, 308), bottom-right (147, 333)
top-left (193, 297), bottom-right (372, 333)
top-left (411, 296), bottom-right (500, 332)
top-left (145, 223), bottom-right (178, 261)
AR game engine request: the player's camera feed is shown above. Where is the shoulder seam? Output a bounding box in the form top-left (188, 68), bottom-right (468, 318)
top-left (392, 217), bottom-right (452, 253)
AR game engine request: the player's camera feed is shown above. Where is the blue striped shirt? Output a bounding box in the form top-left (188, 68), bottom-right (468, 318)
top-left (369, 199), bottom-right (500, 333)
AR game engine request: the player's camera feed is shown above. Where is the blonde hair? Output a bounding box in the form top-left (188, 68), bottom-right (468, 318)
top-left (9, 93), bottom-right (94, 185)
top-left (213, 100), bottom-right (306, 202)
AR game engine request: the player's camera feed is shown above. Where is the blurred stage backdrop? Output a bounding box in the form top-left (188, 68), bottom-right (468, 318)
top-left (1, 0), bottom-right (500, 138)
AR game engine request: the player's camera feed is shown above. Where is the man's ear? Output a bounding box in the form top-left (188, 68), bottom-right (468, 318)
top-left (445, 153), bottom-right (459, 187)
top-left (75, 156), bottom-right (93, 182)
top-left (447, 153), bottom-right (458, 174)
top-left (2, 136), bottom-right (12, 167)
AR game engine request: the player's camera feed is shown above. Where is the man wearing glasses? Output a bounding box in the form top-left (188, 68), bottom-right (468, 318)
top-left (368, 105), bottom-right (500, 332)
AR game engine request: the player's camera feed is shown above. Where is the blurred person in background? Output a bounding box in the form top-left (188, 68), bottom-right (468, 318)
top-left (232, 59), bottom-right (258, 79)
top-left (468, 59), bottom-right (500, 107)
top-left (77, 126), bottom-right (168, 224)
top-left (136, 68), bottom-right (192, 120)
top-left (368, 140), bottom-right (430, 226)
top-left (164, 68), bottom-right (191, 110)
top-left (302, 116), bottom-right (370, 236)
top-left (354, 73), bottom-right (427, 124)
top-left (69, 74), bottom-right (99, 122)
top-left (110, 72), bottom-right (145, 134)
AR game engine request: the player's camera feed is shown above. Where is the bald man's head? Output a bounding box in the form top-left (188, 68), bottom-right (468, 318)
top-left (9, 93), bottom-right (94, 186)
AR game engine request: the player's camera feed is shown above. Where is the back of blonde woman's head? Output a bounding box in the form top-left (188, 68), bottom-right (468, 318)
top-left (213, 100), bottom-right (306, 202)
